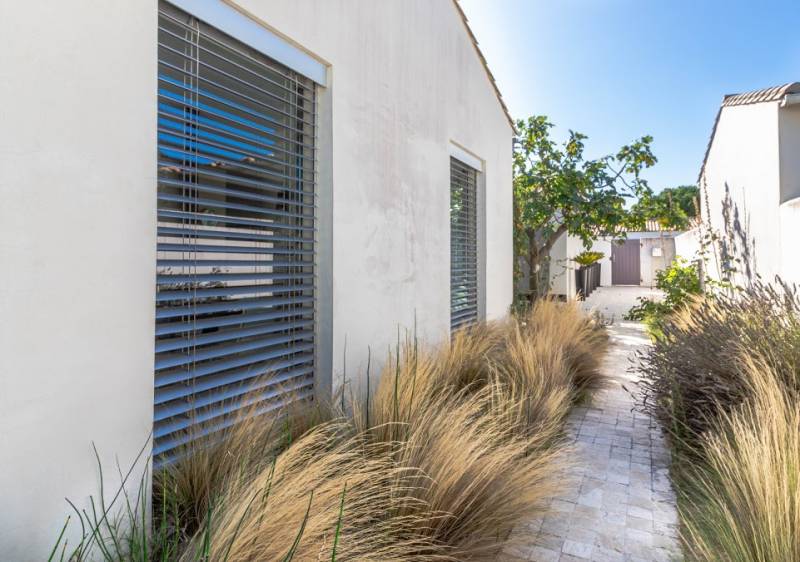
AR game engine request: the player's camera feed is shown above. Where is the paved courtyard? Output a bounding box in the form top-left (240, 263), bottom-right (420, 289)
top-left (505, 319), bottom-right (682, 561)
top-left (580, 286), bottom-right (664, 322)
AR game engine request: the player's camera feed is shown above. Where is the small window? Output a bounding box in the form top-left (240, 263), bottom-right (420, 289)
top-left (450, 157), bottom-right (478, 331)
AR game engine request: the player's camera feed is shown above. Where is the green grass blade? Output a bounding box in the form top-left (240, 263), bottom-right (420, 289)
top-left (222, 490), bottom-right (260, 562)
top-left (331, 482), bottom-right (347, 562)
top-left (48, 516), bottom-right (71, 562)
top-left (281, 490), bottom-right (314, 562)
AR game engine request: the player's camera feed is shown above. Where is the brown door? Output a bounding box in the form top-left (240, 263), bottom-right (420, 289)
top-left (612, 239), bottom-right (641, 285)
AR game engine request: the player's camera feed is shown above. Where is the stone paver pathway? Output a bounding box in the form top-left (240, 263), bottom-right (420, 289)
top-left (507, 321), bottom-right (682, 562)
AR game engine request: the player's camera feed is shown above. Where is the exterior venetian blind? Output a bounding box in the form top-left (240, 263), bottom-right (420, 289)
top-left (450, 157), bottom-right (478, 331)
top-left (155, 2), bottom-right (316, 460)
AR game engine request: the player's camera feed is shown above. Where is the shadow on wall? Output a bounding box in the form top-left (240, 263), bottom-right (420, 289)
top-left (708, 182), bottom-right (757, 284)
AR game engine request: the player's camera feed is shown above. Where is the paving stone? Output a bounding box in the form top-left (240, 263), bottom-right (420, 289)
top-left (577, 489), bottom-right (603, 509)
top-left (523, 321), bottom-right (683, 561)
top-left (552, 499), bottom-right (577, 513)
top-left (606, 471), bottom-right (630, 485)
top-left (560, 554), bottom-right (591, 562)
top-left (625, 515), bottom-right (654, 532)
top-left (624, 528), bottom-right (653, 546)
top-left (627, 505), bottom-right (654, 521)
top-left (530, 545), bottom-right (561, 562)
top-left (590, 546), bottom-right (626, 561)
top-left (537, 532), bottom-right (566, 551)
top-left (562, 540), bottom-right (594, 559)
top-left (501, 543), bottom-right (533, 560)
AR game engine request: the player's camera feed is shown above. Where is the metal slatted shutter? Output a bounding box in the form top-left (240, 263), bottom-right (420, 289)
top-left (155, 3), bottom-right (316, 460)
top-left (450, 158), bottom-right (478, 331)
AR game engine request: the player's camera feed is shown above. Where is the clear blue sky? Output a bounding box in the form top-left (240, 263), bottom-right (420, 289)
top-left (459, 0), bottom-right (800, 192)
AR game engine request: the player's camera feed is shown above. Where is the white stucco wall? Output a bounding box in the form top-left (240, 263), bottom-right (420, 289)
top-left (0, 2), bottom-right (157, 559)
top-left (592, 239), bottom-right (614, 287)
top-left (675, 227), bottom-right (701, 262)
top-left (550, 231), bottom-right (684, 293)
top-left (0, 1), bottom-right (513, 556)
top-left (547, 232), bottom-right (569, 295)
top-left (639, 237), bottom-right (676, 287)
top-left (701, 102), bottom-right (782, 284)
top-left (229, 0), bottom-right (514, 390)
top-left (548, 234), bottom-right (611, 296)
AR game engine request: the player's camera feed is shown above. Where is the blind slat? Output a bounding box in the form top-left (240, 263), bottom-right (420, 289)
top-left (155, 3), bottom-right (316, 462)
top-left (450, 158), bottom-right (478, 331)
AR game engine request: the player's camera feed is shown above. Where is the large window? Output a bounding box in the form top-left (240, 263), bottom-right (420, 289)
top-left (450, 157), bottom-right (478, 331)
top-left (155, 2), bottom-right (316, 460)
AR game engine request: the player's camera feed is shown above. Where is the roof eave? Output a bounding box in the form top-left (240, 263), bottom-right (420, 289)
top-left (451, 0), bottom-right (517, 133)
top-left (698, 82), bottom-right (800, 183)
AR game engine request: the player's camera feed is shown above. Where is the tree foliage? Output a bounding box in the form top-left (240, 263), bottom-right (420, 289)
top-left (632, 184), bottom-right (700, 230)
top-left (513, 115), bottom-right (657, 293)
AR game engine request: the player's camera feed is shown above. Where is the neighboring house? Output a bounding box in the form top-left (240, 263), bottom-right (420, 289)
top-left (547, 221), bottom-right (683, 297)
top-left (0, 1), bottom-right (514, 557)
top-left (699, 82), bottom-right (800, 285)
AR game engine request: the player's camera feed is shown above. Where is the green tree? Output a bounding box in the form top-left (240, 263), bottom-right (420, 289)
top-left (631, 184), bottom-right (699, 230)
top-left (514, 115), bottom-right (657, 295)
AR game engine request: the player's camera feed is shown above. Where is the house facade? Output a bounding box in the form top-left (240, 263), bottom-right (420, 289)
top-left (0, 1), bottom-right (514, 557)
top-left (546, 224), bottom-right (682, 298)
top-left (699, 82), bottom-right (800, 285)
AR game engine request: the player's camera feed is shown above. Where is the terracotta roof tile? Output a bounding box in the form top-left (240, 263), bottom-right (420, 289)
top-left (698, 82), bottom-right (800, 181)
top-left (721, 82), bottom-right (800, 107)
top-left (616, 218), bottom-right (697, 234)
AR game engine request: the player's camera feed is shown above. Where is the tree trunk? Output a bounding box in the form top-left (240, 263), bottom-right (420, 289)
top-left (527, 232), bottom-right (539, 295)
top-left (525, 224), bottom-right (568, 299)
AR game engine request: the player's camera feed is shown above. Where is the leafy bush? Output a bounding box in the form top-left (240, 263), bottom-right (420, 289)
top-left (52, 301), bottom-right (608, 561)
top-left (573, 250), bottom-right (604, 266)
top-left (625, 258), bottom-right (702, 333)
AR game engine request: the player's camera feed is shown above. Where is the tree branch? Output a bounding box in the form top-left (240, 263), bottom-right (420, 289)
top-left (538, 223), bottom-right (569, 257)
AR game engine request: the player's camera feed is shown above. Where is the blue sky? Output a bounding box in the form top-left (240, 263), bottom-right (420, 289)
top-left (459, 0), bottom-right (800, 192)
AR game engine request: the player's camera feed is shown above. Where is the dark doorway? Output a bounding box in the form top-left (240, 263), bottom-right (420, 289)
top-left (612, 239), bottom-right (641, 285)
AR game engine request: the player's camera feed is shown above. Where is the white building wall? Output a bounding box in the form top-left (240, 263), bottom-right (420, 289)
top-left (0, 1), bottom-right (513, 556)
top-left (639, 236), bottom-right (676, 287)
top-left (675, 228), bottom-right (701, 262)
top-left (231, 0), bottom-right (514, 390)
top-left (0, 2), bottom-right (157, 559)
top-left (701, 102), bottom-right (782, 284)
top-left (548, 234), bottom-right (611, 297)
top-left (592, 239), bottom-right (613, 287)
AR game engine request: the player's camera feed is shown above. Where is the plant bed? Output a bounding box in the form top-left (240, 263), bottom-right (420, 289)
top-left (635, 281), bottom-right (800, 561)
top-left (51, 301), bottom-right (609, 561)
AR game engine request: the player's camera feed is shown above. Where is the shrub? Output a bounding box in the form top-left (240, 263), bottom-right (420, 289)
top-left (52, 300), bottom-right (608, 561)
top-left (636, 280), bottom-right (800, 560)
top-left (637, 280), bottom-right (800, 451)
top-left (625, 257), bottom-right (702, 334)
top-left (680, 355), bottom-right (800, 562)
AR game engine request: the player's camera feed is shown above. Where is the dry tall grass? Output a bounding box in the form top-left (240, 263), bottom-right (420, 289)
top-left (53, 299), bottom-right (608, 561)
top-left (637, 281), bottom-right (800, 449)
top-left (198, 299), bottom-right (607, 560)
top-left (366, 299), bottom-right (608, 439)
top-left (680, 355), bottom-right (800, 562)
top-left (635, 281), bottom-right (800, 561)
top-left (188, 420), bottom-right (441, 562)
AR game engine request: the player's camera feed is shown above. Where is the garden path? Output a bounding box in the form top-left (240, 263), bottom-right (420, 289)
top-left (505, 320), bottom-right (683, 562)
